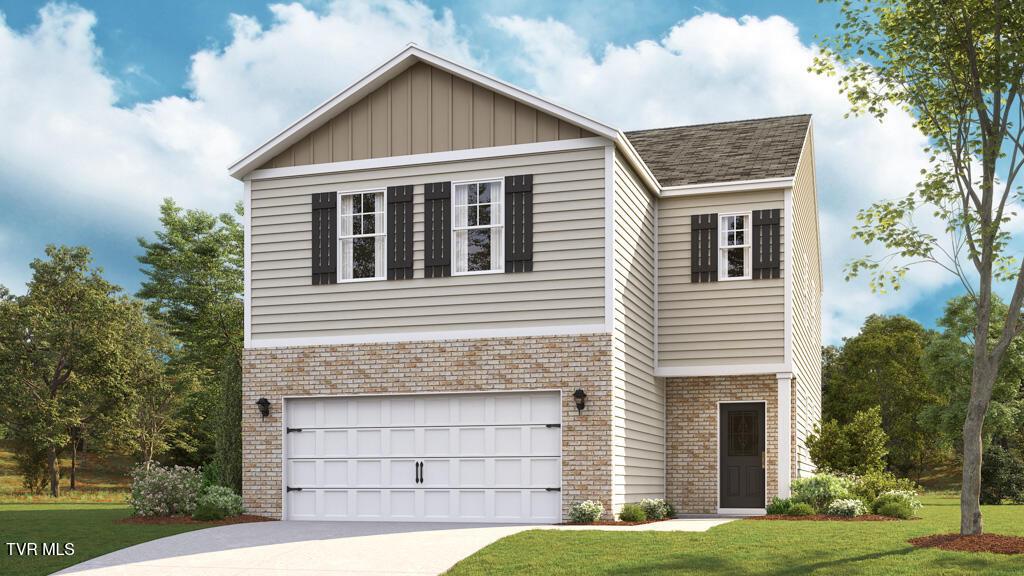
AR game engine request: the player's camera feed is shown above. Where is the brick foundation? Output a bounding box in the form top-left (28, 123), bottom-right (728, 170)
top-left (242, 333), bottom-right (614, 520)
top-left (665, 374), bottom-right (780, 514)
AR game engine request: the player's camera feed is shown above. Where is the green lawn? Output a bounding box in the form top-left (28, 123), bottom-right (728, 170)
top-left (447, 495), bottom-right (1024, 575)
top-left (0, 503), bottom-right (211, 576)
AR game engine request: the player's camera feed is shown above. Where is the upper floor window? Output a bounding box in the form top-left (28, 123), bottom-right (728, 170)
top-left (339, 190), bottom-right (385, 281)
top-left (453, 180), bottom-right (504, 274)
top-left (719, 213), bottom-right (751, 280)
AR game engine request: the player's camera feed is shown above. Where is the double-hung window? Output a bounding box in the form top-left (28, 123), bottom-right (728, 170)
top-left (453, 180), bottom-right (503, 274)
top-left (339, 190), bottom-right (385, 281)
top-left (719, 213), bottom-right (751, 280)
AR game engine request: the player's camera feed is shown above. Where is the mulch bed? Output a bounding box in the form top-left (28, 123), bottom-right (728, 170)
top-left (559, 518), bottom-right (671, 526)
top-left (909, 533), bottom-right (1024, 555)
top-left (117, 514), bottom-right (273, 526)
top-left (747, 514), bottom-right (905, 522)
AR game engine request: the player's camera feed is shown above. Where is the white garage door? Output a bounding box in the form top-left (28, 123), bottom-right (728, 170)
top-left (284, 391), bottom-right (562, 523)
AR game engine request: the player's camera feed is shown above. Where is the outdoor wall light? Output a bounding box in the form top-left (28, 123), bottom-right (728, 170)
top-left (573, 389), bottom-right (587, 413)
top-left (256, 397), bottom-right (271, 418)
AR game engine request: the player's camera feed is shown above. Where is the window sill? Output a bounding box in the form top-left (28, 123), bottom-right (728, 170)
top-left (718, 275), bottom-right (752, 282)
top-left (452, 269), bottom-right (505, 277)
top-left (338, 276), bottom-right (387, 284)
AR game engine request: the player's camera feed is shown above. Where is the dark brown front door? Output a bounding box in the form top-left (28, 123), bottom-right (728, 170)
top-left (719, 403), bottom-right (765, 509)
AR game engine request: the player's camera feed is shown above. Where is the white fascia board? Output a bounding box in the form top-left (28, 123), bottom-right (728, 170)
top-left (660, 177), bottom-right (795, 197)
top-left (229, 45), bottom-right (618, 180)
top-left (613, 132), bottom-right (662, 194)
top-left (655, 363), bottom-right (791, 378)
top-left (247, 137), bottom-right (608, 181)
top-left (247, 323), bottom-right (611, 349)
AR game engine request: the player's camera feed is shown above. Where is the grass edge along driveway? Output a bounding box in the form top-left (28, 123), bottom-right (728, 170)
top-left (0, 503), bottom-right (210, 576)
top-left (446, 495), bottom-right (1024, 576)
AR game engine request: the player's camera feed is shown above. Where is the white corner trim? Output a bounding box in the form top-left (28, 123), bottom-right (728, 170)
top-left (605, 144), bottom-right (616, 333)
top-left (776, 372), bottom-right (793, 498)
top-left (783, 187), bottom-right (794, 369)
top-left (247, 323), bottom-right (610, 349)
top-left (243, 178), bottom-right (252, 349)
top-left (660, 177), bottom-right (794, 197)
top-left (247, 137), bottom-right (609, 181)
top-left (655, 363), bottom-right (791, 378)
top-left (229, 46), bottom-right (617, 179)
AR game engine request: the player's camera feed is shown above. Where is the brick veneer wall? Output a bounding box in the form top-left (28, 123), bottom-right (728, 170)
top-left (665, 374), bottom-right (779, 514)
top-left (242, 333), bottom-right (614, 520)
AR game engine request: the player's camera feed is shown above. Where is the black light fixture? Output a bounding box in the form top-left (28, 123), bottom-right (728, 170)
top-left (573, 389), bottom-right (587, 414)
top-left (255, 397), bottom-right (271, 418)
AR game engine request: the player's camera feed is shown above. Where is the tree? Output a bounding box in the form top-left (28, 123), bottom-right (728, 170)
top-left (137, 199), bottom-right (244, 489)
top-left (814, 1), bottom-right (1024, 534)
top-left (821, 315), bottom-right (941, 477)
top-left (0, 246), bottom-right (140, 496)
top-left (807, 406), bottom-right (890, 475)
top-left (921, 295), bottom-right (1024, 455)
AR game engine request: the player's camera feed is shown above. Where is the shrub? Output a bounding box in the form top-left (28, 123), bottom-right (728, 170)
top-left (618, 503), bottom-right (647, 522)
top-left (786, 502), bottom-right (815, 516)
top-left (847, 469), bottom-right (921, 503)
top-left (192, 485), bottom-right (245, 521)
top-left (806, 407), bottom-right (889, 475)
top-left (767, 496), bottom-right (793, 515)
top-left (128, 462), bottom-right (203, 516)
top-left (638, 498), bottom-right (673, 520)
top-left (981, 444), bottom-right (1024, 505)
top-left (569, 500), bottom-right (604, 523)
top-left (825, 498), bottom-right (868, 517)
top-left (871, 490), bottom-right (922, 517)
top-left (876, 500), bottom-right (913, 519)
top-left (791, 473), bottom-right (853, 512)
top-left (201, 461), bottom-right (223, 490)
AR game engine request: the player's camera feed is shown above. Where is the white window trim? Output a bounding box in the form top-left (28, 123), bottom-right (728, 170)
top-left (718, 211), bottom-right (752, 281)
top-left (451, 177), bottom-right (505, 276)
top-left (337, 188), bottom-right (387, 283)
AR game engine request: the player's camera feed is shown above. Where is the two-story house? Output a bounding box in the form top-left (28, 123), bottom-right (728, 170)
top-left (230, 45), bottom-right (821, 522)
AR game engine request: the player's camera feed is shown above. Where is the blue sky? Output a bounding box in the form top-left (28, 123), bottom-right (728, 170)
top-left (0, 1), bottom-right (970, 340)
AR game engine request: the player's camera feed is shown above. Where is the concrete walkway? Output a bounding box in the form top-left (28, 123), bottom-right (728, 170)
top-left (56, 517), bottom-right (734, 576)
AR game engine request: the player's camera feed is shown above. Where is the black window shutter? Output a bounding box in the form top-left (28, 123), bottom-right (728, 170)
top-left (423, 182), bottom-right (451, 278)
top-left (753, 208), bottom-right (781, 279)
top-left (311, 192), bottom-right (337, 285)
top-left (387, 185), bottom-right (414, 280)
top-left (690, 213), bottom-right (718, 283)
top-left (504, 174), bottom-right (534, 273)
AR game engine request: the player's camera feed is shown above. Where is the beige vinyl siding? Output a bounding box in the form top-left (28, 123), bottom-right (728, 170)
top-left (657, 190), bottom-right (786, 367)
top-left (611, 152), bottom-right (664, 509)
top-left (260, 62), bottom-right (595, 171)
top-left (249, 146), bottom-right (607, 340)
top-left (790, 131), bottom-right (822, 477)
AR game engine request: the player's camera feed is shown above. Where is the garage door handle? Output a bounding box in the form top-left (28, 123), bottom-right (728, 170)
top-left (415, 461), bottom-right (422, 484)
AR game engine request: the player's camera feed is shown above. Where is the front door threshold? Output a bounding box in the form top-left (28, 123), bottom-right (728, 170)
top-left (717, 508), bottom-right (766, 516)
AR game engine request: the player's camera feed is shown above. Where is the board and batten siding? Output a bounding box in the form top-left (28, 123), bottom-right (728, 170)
top-left (259, 62), bottom-right (595, 171)
top-left (790, 131), bottom-right (822, 478)
top-left (611, 152), bottom-right (664, 508)
top-left (657, 190), bottom-right (786, 368)
top-left (248, 146), bottom-right (607, 341)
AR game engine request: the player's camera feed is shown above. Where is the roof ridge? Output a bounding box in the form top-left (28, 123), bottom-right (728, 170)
top-left (625, 113), bottom-right (811, 134)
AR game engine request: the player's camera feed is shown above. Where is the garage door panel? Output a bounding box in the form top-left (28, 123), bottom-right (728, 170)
top-left (284, 392), bottom-right (561, 523)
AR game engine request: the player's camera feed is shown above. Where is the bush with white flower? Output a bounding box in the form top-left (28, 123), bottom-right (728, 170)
top-left (128, 462), bottom-right (203, 516)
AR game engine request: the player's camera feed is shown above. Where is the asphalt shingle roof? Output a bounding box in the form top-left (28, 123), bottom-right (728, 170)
top-left (624, 114), bottom-right (811, 187)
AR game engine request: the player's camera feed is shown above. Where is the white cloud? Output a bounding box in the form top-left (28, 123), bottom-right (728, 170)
top-left (0, 3), bottom-right (958, 339)
top-left (491, 12), bottom-right (952, 340)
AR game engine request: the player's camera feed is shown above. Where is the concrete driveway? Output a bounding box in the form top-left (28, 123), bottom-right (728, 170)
top-left (55, 521), bottom-right (533, 576)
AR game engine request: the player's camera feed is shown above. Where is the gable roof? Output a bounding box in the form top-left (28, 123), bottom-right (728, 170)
top-left (229, 45), bottom-right (618, 179)
top-left (624, 115), bottom-right (811, 188)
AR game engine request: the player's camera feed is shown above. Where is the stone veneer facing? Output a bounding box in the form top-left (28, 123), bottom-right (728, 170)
top-left (241, 333), bottom-right (614, 521)
top-left (665, 374), bottom-right (780, 514)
